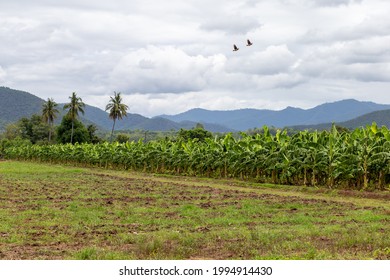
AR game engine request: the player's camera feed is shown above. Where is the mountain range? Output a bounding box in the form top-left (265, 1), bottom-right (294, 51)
top-left (0, 87), bottom-right (230, 132)
top-left (1, 86), bottom-right (390, 132)
top-left (159, 99), bottom-right (390, 131)
top-left (290, 109), bottom-right (390, 131)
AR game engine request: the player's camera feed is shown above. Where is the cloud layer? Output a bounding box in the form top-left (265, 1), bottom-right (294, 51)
top-left (1, 0), bottom-right (390, 116)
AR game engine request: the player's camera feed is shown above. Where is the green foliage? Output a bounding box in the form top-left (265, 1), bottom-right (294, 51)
top-left (42, 98), bottom-right (59, 142)
top-left (195, 123), bottom-right (204, 129)
top-left (57, 115), bottom-right (90, 144)
top-left (3, 123), bottom-right (20, 140)
top-left (177, 127), bottom-right (213, 142)
top-left (0, 138), bottom-right (31, 158)
top-left (106, 91), bottom-right (129, 142)
top-left (4, 123), bottom-right (390, 190)
top-left (116, 133), bottom-right (130, 143)
top-left (21, 115), bottom-right (51, 144)
top-left (87, 124), bottom-right (102, 144)
top-left (63, 92), bottom-right (85, 144)
top-left (3, 114), bottom-right (50, 144)
top-left (63, 92), bottom-right (85, 120)
top-left (113, 130), bottom-right (176, 143)
top-left (0, 87), bottom-right (44, 128)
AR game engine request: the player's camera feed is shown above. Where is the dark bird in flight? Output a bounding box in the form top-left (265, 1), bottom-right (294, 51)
top-left (233, 44), bottom-right (239, 51)
top-left (246, 39), bottom-right (253, 46)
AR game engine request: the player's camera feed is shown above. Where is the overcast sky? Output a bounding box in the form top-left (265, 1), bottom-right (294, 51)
top-left (1, 0), bottom-right (390, 116)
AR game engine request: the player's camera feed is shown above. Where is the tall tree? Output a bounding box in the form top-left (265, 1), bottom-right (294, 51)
top-left (63, 92), bottom-right (85, 144)
top-left (56, 115), bottom-right (90, 144)
top-left (105, 91), bottom-right (128, 142)
top-left (41, 98), bottom-right (59, 142)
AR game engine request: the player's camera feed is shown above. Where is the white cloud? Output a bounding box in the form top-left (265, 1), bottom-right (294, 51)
top-left (297, 35), bottom-right (390, 82)
top-left (1, 0), bottom-right (390, 116)
top-left (227, 45), bottom-right (297, 75)
top-left (311, 0), bottom-right (362, 7)
top-left (109, 46), bottom-right (226, 94)
top-left (0, 66), bottom-right (7, 82)
top-left (200, 14), bottom-right (261, 35)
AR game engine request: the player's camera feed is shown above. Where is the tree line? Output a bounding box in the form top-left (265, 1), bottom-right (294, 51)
top-left (2, 91), bottom-right (128, 144)
top-left (2, 123), bottom-right (390, 190)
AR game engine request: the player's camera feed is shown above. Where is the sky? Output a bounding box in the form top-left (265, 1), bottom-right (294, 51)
top-left (1, 0), bottom-right (390, 117)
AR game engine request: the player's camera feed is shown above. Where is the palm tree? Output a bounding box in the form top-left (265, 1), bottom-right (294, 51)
top-left (106, 91), bottom-right (128, 142)
top-left (42, 98), bottom-right (59, 142)
top-left (63, 92), bottom-right (85, 144)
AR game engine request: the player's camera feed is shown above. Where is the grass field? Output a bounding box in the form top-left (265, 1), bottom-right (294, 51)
top-left (0, 160), bottom-right (389, 260)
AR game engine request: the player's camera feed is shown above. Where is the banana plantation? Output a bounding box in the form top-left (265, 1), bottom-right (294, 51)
top-left (2, 123), bottom-right (390, 190)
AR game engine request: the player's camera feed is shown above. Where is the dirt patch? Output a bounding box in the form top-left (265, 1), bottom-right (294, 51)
top-left (337, 189), bottom-right (390, 200)
top-left (1, 162), bottom-right (390, 260)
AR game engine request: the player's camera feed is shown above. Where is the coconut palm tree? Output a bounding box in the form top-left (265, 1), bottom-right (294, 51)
top-left (106, 91), bottom-right (129, 142)
top-left (42, 98), bottom-right (59, 142)
top-left (63, 92), bottom-right (85, 144)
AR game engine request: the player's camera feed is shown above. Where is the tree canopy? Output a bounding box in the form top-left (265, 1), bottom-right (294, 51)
top-left (63, 92), bottom-right (85, 144)
top-left (177, 127), bottom-right (213, 142)
top-left (42, 98), bottom-right (59, 142)
top-left (56, 115), bottom-right (89, 144)
top-left (4, 114), bottom-right (50, 144)
top-left (106, 91), bottom-right (128, 142)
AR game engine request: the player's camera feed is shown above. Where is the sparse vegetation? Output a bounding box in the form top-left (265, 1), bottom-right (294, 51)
top-left (0, 161), bottom-right (389, 260)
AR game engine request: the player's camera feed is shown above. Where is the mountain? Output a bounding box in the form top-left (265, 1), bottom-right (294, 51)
top-left (0, 87), bottom-right (44, 125)
top-left (60, 105), bottom-right (231, 132)
top-left (160, 99), bottom-right (390, 130)
top-left (290, 109), bottom-right (390, 131)
top-left (3, 86), bottom-right (390, 133)
top-left (0, 87), bottom-right (231, 132)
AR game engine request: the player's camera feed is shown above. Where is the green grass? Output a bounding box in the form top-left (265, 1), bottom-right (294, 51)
top-left (0, 160), bottom-right (389, 260)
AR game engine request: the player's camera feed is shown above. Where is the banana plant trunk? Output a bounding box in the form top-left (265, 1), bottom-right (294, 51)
top-left (378, 170), bottom-right (384, 190)
top-left (327, 165), bottom-right (334, 188)
top-left (311, 169), bottom-right (316, 186)
top-left (363, 159), bottom-right (368, 190)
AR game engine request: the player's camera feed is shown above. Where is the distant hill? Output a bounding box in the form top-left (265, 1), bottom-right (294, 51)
top-left (290, 109), bottom-right (390, 131)
top-left (4, 86), bottom-right (390, 133)
top-left (65, 105), bottom-right (232, 132)
top-left (160, 99), bottom-right (390, 131)
top-left (0, 87), bottom-right (231, 132)
top-left (0, 87), bottom-right (44, 126)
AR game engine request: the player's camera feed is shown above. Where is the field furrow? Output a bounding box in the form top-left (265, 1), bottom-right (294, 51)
top-left (1, 161), bottom-right (389, 260)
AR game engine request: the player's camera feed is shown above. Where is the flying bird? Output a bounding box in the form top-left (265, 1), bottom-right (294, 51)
top-left (233, 44), bottom-right (239, 51)
top-left (246, 39), bottom-right (253, 46)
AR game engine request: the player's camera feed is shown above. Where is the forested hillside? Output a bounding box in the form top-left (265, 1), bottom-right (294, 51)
top-left (0, 87), bottom-right (44, 125)
top-left (160, 99), bottom-right (390, 130)
top-left (0, 87), bottom-right (230, 132)
top-left (3, 86), bottom-right (390, 133)
top-left (290, 109), bottom-right (390, 131)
